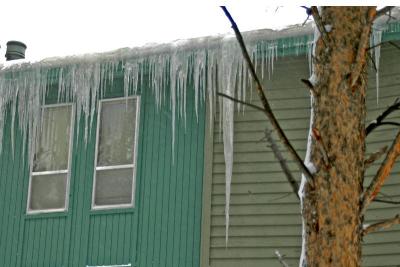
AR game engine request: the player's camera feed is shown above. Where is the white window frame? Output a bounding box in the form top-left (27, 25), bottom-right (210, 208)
top-left (27, 103), bottom-right (75, 215)
top-left (91, 96), bottom-right (140, 210)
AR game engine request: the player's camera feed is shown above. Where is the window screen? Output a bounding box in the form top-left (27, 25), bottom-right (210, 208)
top-left (28, 104), bottom-right (73, 213)
top-left (92, 97), bottom-right (139, 209)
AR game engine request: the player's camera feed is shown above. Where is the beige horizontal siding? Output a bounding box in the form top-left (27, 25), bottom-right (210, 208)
top-left (202, 41), bottom-right (400, 267)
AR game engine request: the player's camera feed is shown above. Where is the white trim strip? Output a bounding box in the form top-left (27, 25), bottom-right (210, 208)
top-left (86, 264), bottom-right (131, 267)
top-left (96, 164), bottom-right (134, 171)
top-left (26, 207), bottom-right (67, 215)
top-left (32, 170), bottom-right (68, 176)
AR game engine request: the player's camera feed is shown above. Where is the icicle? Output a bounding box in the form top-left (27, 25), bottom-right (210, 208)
top-left (0, 26), bottom-right (325, 233)
top-left (220, 39), bottom-right (236, 246)
top-left (371, 28), bottom-right (382, 106)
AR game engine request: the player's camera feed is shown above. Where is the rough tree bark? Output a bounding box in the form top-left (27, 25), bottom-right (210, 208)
top-left (301, 7), bottom-right (375, 267)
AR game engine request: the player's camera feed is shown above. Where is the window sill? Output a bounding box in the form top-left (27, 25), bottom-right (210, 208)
top-left (25, 210), bottom-right (69, 220)
top-left (89, 207), bottom-right (135, 216)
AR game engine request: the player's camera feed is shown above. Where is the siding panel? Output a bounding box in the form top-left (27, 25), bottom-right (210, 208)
top-left (0, 69), bottom-right (205, 266)
top-left (204, 41), bottom-right (400, 266)
top-left (135, 81), bottom-right (205, 267)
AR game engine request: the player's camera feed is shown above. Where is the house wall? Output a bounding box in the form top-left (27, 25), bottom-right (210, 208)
top-left (201, 39), bottom-right (400, 266)
top-left (0, 72), bottom-right (206, 267)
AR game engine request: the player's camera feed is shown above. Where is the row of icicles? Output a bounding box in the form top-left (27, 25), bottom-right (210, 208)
top-left (0, 24), bottom-right (384, 245)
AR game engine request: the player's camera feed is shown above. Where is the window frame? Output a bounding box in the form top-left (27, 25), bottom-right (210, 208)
top-left (91, 96), bottom-right (140, 210)
top-left (26, 103), bottom-right (75, 215)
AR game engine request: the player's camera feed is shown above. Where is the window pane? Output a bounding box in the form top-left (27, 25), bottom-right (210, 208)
top-left (29, 173), bottom-right (67, 210)
top-left (97, 99), bottom-right (136, 166)
top-left (94, 168), bottom-right (134, 206)
top-left (33, 105), bottom-right (72, 172)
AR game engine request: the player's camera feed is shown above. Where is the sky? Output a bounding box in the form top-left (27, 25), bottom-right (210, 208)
top-left (0, 1), bottom-right (395, 63)
top-left (0, 1), bottom-right (310, 63)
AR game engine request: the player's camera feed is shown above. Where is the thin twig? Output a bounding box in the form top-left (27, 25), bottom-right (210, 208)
top-left (300, 6), bottom-right (312, 26)
top-left (366, 98), bottom-right (400, 135)
top-left (310, 7), bottom-right (329, 46)
top-left (351, 7), bottom-right (377, 87)
top-left (367, 40), bottom-right (400, 51)
top-left (220, 6), bottom-right (315, 187)
top-left (275, 250), bottom-right (291, 267)
top-left (363, 214), bottom-right (400, 235)
top-left (265, 130), bottom-right (300, 199)
top-left (217, 92), bottom-right (265, 113)
top-left (364, 145), bottom-right (388, 169)
top-left (367, 52), bottom-right (378, 72)
top-left (374, 198), bottom-right (400, 204)
top-left (376, 6), bottom-right (395, 18)
top-left (267, 192), bottom-right (293, 203)
top-left (367, 42), bottom-right (384, 51)
top-left (379, 122), bottom-right (400, 127)
top-left (361, 130), bottom-right (400, 215)
top-left (388, 41), bottom-right (400, 51)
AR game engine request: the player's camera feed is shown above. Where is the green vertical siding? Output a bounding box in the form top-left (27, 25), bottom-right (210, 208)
top-left (135, 80), bottom-right (205, 267)
top-left (0, 72), bottom-right (205, 266)
top-left (202, 41), bottom-right (400, 267)
top-left (0, 110), bottom-right (29, 267)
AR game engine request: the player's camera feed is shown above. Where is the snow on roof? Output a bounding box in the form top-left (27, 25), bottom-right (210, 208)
top-left (0, 22), bottom-right (314, 72)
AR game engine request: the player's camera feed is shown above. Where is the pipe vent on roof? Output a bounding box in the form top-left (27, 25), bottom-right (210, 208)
top-left (5, 41), bottom-right (27, 61)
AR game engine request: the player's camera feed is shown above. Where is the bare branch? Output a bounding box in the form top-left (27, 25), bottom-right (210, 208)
top-left (310, 7), bottom-right (329, 46)
top-left (265, 130), bottom-right (300, 199)
top-left (363, 214), bottom-right (400, 235)
top-left (220, 6), bottom-right (315, 187)
top-left (300, 6), bottom-right (312, 26)
top-left (374, 198), bottom-right (400, 205)
top-left (388, 41), bottom-right (400, 51)
top-left (364, 146), bottom-right (388, 169)
top-left (366, 98), bottom-right (400, 135)
top-left (361, 130), bottom-right (400, 215)
top-left (379, 122), bottom-right (400, 127)
top-left (376, 6), bottom-right (395, 19)
top-left (275, 250), bottom-right (291, 267)
top-left (217, 92), bottom-right (265, 113)
top-left (351, 7), bottom-right (377, 87)
top-left (367, 40), bottom-right (400, 51)
top-left (367, 52), bottom-right (378, 72)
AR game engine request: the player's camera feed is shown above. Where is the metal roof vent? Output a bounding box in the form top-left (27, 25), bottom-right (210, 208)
top-left (5, 41), bottom-right (27, 61)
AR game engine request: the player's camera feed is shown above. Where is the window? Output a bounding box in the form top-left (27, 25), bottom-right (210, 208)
top-left (27, 104), bottom-right (74, 214)
top-left (92, 97), bottom-right (140, 209)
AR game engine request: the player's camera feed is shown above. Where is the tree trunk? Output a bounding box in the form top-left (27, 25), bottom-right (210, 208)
top-left (301, 7), bottom-right (375, 267)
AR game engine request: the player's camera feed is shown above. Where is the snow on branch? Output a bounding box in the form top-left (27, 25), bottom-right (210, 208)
top-left (361, 130), bottom-right (400, 215)
top-left (220, 6), bottom-right (315, 187)
top-left (366, 98), bottom-right (400, 135)
top-left (301, 78), bottom-right (318, 97)
top-left (275, 250), bottom-right (291, 267)
top-left (363, 214), bottom-right (400, 235)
